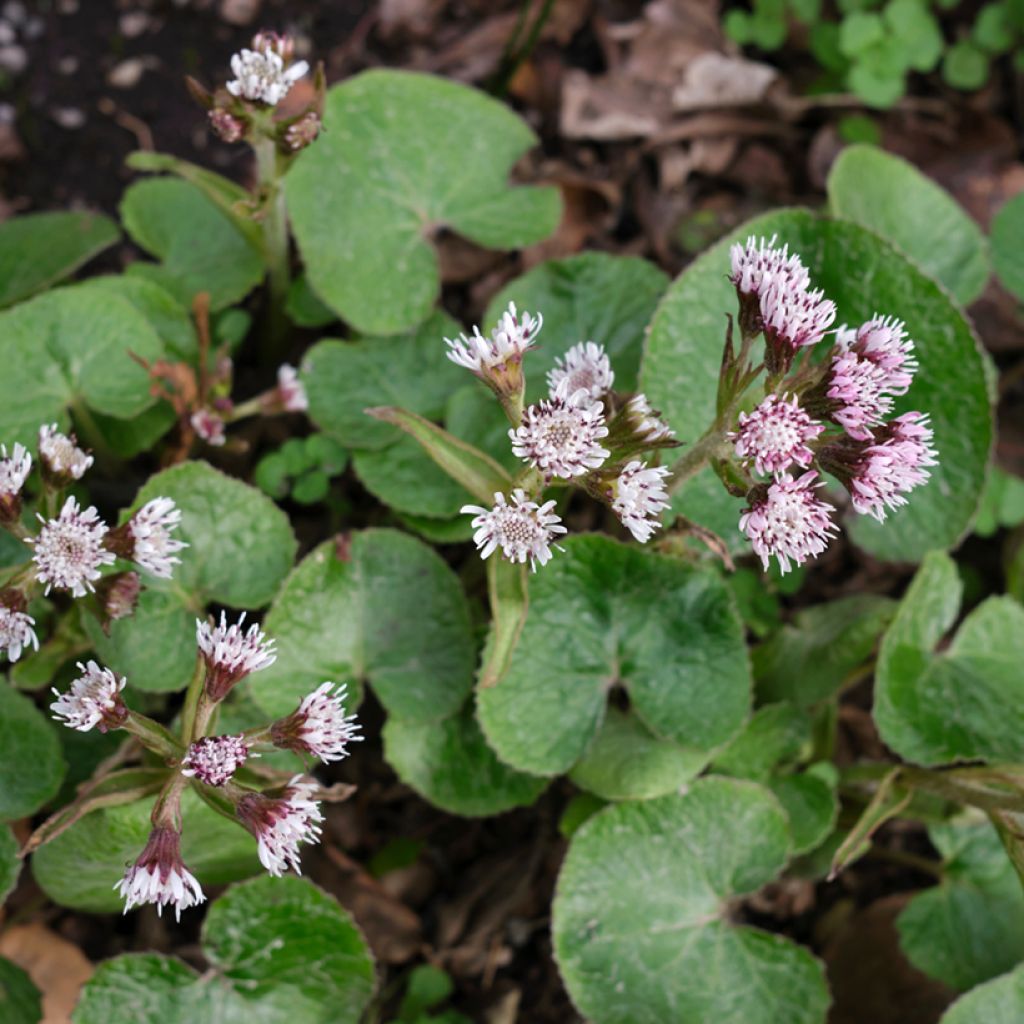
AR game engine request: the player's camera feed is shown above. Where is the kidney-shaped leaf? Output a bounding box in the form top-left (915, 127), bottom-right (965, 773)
top-left (71, 875), bottom-right (375, 1024)
top-left (641, 210), bottom-right (992, 562)
top-left (0, 683), bottom-right (66, 821)
top-left (552, 776), bottom-right (829, 1024)
top-left (286, 70), bottom-right (560, 335)
top-left (245, 530), bottom-right (475, 723)
top-left (939, 963), bottom-right (1024, 1024)
top-left (477, 535), bottom-right (750, 776)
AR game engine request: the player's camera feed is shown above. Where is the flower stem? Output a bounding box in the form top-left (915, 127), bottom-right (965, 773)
top-left (180, 650), bottom-right (207, 747)
top-left (123, 712), bottom-right (184, 762)
top-left (254, 134), bottom-right (290, 364)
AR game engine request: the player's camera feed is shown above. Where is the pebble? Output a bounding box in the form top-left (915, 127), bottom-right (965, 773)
top-left (219, 0), bottom-right (261, 27)
top-left (119, 12), bottom-right (152, 38)
top-left (50, 106), bottom-right (86, 129)
top-left (0, 43), bottom-right (25, 75)
top-left (107, 58), bottom-right (145, 89)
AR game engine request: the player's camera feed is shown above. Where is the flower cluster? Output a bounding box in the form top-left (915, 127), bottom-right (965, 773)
top-left (48, 611), bottom-right (363, 919)
top-left (449, 313), bottom-right (678, 568)
top-left (227, 33), bottom-right (308, 106)
top-left (727, 237), bottom-right (936, 573)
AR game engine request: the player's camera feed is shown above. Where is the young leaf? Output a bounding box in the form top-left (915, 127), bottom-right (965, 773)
top-left (382, 705), bottom-right (547, 817)
top-left (827, 145), bottom-right (990, 305)
top-left (0, 211), bottom-right (119, 309)
top-left (477, 535), bottom-right (751, 776)
top-left (286, 70), bottom-right (561, 335)
top-left (552, 777), bottom-right (829, 1024)
top-left (898, 814), bottom-right (1024, 991)
top-left (482, 253), bottom-right (669, 399)
top-left (245, 531), bottom-right (475, 722)
top-left (641, 211), bottom-right (993, 562)
top-left (0, 683), bottom-right (66, 821)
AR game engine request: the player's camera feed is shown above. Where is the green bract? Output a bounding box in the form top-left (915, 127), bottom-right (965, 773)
top-left (286, 70), bottom-right (561, 335)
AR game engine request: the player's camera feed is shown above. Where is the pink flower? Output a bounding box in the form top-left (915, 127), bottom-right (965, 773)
top-left (847, 413), bottom-right (937, 521)
top-left (740, 471), bottom-right (837, 575)
top-left (730, 394), bottom-right (823, 476)
top-left (196, 612), bottom-right (277, 703)
top-left (760, 281), bottom-right (836, 353)
top-left (116, 827), bottom-right (205, 921)
top-left (271, 682), bottom-right (362, 764)
top-left (237, 776), bottom-right (323, 877)
top-left (181, 734), bottom-right (251, 787)
top-left (729, 235), bottom-right (810, 298)
top-left (191, 409), bottom-right (226, 447)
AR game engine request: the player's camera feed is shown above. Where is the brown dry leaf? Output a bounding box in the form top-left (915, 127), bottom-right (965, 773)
top-left (0, 923), bottom-right (94, 1024)
top-left (561, 69), bottom-right (662, 140)
top-left (672, 52), bottom-right (779, 112)
top-left (378, 0), bottom-right (448, 39)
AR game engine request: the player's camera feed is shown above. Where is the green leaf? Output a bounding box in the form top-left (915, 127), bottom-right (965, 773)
top-left (32, 787), bottom-right (261, 913)
top-left (285, 274), bottom-right (337, 328)
top-left (552, 777), bottom-right (829, 1024)
top-left (477, 535), bottom-right (750, 776)
top-left (0, 284), bottom-right (164, 446)
top-left (567, 707), bottom-right (707, 801)
top-left (847, 56), bottom-right (906, 108)
top-left (884, 0), bottom-right (944, 70)
top-left (875, 553), bottom-right (1024, 763)
top-left (840, 11), bottom-right (886, 55)
top-left (974, 2), bottom-right (1016, 53)
top-left (837, 114), bottom-right (882, 145)
top-left (0, 211), bottom-right (119, 309)
top-left (827, 145), bottom-right (990, 305)
top-left (974, 466), bottom-right (1024, 536)
top-left (943, 40), bottom-right (991, 90)
top-left (0, 957), bottom-right (42, 1024)
top-left (382, 705), bottom-right (547, 816)
top-left (770, 768), bottom-right (839, 855)
top-left (0, 824), bottom-right (20, 903)
top-left (754, 594), bottom-right (896, 706)
top-left (991, 192), bottom-right (1024, 302)
top-left (72, 876), bottom-right (375, 1024)
top-left (939, 963), bottom-right (1024, 1023)
top-left (483, 253), bottom-right (669, 400)
top-left (398, 965), bottom-right (453, 1020)
top-left (286, 69), bottom-right (560, 335)
top-left (303, 311), bottom-right (465, 450)
top-left (120, 177), bottom-right (264, 311)
top-left (898, 813), bottom-right (1024, 990)
top-left (0, 682), bottom-right (66, 820)
top-left (246, 531), bottom-right (475, 722)
top-left (641, 210), bottom-right (993, 562)
top-left (711, 703), bottom-right (811, 781)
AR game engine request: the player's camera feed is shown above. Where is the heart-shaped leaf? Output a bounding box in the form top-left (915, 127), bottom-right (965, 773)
top-left (286, 70), bottom-right (560, 335)
top-left (552, 776), bottom-right (829, 1024)
top-left (0, 683), bottom-right (66, 821)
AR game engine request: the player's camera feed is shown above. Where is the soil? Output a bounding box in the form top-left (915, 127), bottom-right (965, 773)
top-left (2, 1), bottom-right (1023, 1022)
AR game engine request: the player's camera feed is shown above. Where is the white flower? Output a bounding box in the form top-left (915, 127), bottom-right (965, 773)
top-left (29, 496), bottom-right (115, 597)
top-left (237, 776), bottom-right (324, 877)
top-left (611, 461), bottom-right (672, 543)
top-left (462, 490), bottom-right (566, 571)
top-left (191, 409), bottom-right (226, 447)
top-left (196, 612), bottom-right (277, 702)
top-left (510, 382), bottom-right (610, 478)
top-left (116, 827), bottom-right (205, 922)
top-left (547, 342), bottom-right (614, 402)
top-left (740, 471), bottom-right (837, 575)
top-left (730, 394), bottom-right (823, 476)
top-left (0, 443), bottom-right (31, 499)
top-left (50, 660), bottom-right (127, 732)
top-left (271, 682), bottom-right (362, 763)
top-left (0, 604), bottom-right (37, 662)
top-left (276, 364), bottom-right (308, 412)
top-left (181, 734), bottom-right (250, 787)
top-left (38, 424), bottom-right (92, 480)
top-left (128, 497), bottom-right (188, 579)
top-left (444, 302), bottom-right (542, 389)
top-left (625, 394), bottom-right (676, 444)
top-left (760, 280), bottom-right (836, 352)
top-left (226, 48), bottom-right (308, 106)
top-left (730, 234), bottom-right (811, 298)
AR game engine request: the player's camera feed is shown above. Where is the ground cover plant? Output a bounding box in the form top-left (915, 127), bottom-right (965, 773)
top-left (2, 2), bottom-right (1024, 1022)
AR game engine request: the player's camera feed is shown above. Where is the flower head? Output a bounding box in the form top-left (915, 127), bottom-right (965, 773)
top-left (731, 394), bottom-right (823, 476)
top-left (191, 409), bottom-right (226, 447)
top-left (547, 342), bottom-right (614, 403)
top-left (274, 364), bottom-right (308, 412)
top-left (237, 776), bottom-right (323, 877)
top-left (271, 682), bottom-right (362, 763)
top-left (209, 108), bottom-right (246, 143)
top-left (730, 235), bottom-right (811, 298)
top-left (760, 281), bottom-right (836, 354)
top-left (29, 496), bottom-right (115, 597)
top-left (126, 497), bottom-right (188, 579)
top-left (845, 315), bottom-right (918, 384)
top-left (38, 424), bottom-right (92, 482)
top-left (116, 827), bottom-right (205, 921)
top-left (611, 461), bottom-right (672, 543)
top-left (226, 47), bottom-right (308, 106)
top-left (181, 734), bottom-right (251, 787)
top-left (50, 660), bottom-right (127, 732)
top-left (196, 612), bottom-right (277, 703)
top-left (284, 112), bottom-right (321, 151)
top-left (444, 302), bottom-right (542, 398)
top-left (624, 394), bottom-right (676, 446)
top-left (740, 471), bottom-right (837, 575)
top-left (0, 600), bottom-right (36, 662)
top-left (0, 443), bottom-right (31, 522)
top-left (846, 413), bottom-right (937, 521)
top-left (462, 490), bottom-right (566, 571)
top-left (510, 382), bottom-right (610, 478)
top-left (95, 572), bottom-right (142, 630)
